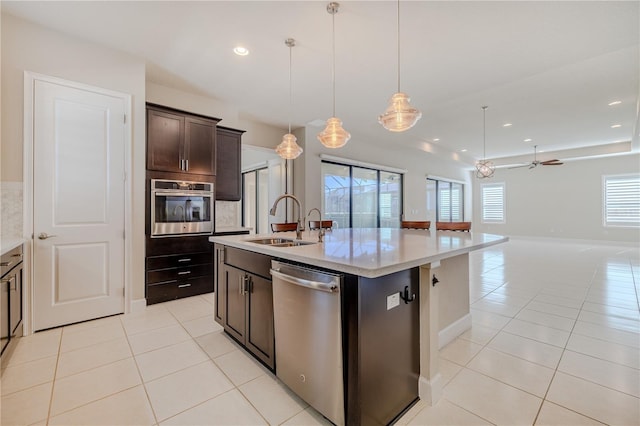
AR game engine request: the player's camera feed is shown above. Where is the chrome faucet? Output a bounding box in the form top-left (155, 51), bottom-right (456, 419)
top-left (270, 194), bottom-right (304, 240)
top-left (307, 208), bottom-right (325, 243)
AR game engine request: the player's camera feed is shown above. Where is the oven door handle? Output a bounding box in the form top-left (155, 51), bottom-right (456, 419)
top-left (152, 191), bottom-right (213, 197)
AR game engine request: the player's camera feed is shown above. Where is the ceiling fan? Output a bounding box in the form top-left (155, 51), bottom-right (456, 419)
top-left (509, 145), bottom-right (563, 169)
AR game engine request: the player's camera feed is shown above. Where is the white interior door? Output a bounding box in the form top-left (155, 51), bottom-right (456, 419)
top-left (32, 79), bottom-right (126, 331)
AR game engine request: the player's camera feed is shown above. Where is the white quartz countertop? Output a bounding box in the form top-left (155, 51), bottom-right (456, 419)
top-left (1, 237), bottom-right (26, 256)
top-left (210, 228), bottom-right (509, 278)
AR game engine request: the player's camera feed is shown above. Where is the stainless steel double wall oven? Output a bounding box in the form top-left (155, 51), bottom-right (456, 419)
top-left (150, 179), bottom-right (214, 237)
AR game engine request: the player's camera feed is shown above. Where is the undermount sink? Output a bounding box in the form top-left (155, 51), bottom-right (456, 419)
top-left (246, 238), bottom-right (316, 247)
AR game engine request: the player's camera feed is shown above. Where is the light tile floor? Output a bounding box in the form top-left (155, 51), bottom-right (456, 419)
top-left (1, 237), bottom-right (638, 425)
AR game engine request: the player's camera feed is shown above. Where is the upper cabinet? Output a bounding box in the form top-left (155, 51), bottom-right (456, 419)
top-left (146, 104), bottom-right (220, 176)
top-left (215, 126), bottom-right (245, 201)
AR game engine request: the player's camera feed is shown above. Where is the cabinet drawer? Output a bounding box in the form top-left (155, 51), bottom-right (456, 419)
top-left (223, 246), bottom-right (271, 279)
top-left (146, 252), bottom-right (212, 270)
top-left (147, 263), bottom-right (213, 284)
top-left (147, 275), bottom-right (213, 305)
top-left (1, 246), bottom-right (23, 278)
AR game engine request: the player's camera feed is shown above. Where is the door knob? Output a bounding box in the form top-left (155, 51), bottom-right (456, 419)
top-left (38, 232), bottom-right (57, 240)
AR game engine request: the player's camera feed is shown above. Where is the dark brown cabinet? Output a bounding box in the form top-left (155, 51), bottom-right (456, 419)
top-left (146, 104), bottom-right (220, 176)
top-left (145, 236), bottom-right (213, 305)
top-left (215, 244), bottom-right (274, 370)
top-left (215, 126), bottom-right (245, 201)
top-left (1, 245), bottom-right (23, 362)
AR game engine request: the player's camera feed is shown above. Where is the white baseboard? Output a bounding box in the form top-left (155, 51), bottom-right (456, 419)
top-left (438, 313), bottom-right (472, 349)
top-left (418, 373), bottom-right (443, 406)
top-left (129, 298), bottom-right (147, 313)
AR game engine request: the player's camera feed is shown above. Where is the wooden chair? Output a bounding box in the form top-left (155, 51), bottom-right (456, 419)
top-left (308, 220), bottom-right (334, 230)
top-left (435, 221), bottom-right (471, 232)
top-left (400, 220), bottom-right (431, 230)
top-left (271, 223), bottom-right (298, 232)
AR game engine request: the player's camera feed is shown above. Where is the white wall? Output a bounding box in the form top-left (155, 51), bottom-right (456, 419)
top-left (296, 125), bottom-right (472, 221)
top-left (1, 13), bottom-right (148, 301)
top-left (472, 154), bottom-right (640, 243)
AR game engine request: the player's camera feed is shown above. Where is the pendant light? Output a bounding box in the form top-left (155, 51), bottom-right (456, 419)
top-left (275, 38), bottom-right (304, 160)
top-left (317, 2), bottom-right (351, 149)
top-left (475, 106), bottom-right (495, 179)
top-left (378, 0), bottom-right (422, 132)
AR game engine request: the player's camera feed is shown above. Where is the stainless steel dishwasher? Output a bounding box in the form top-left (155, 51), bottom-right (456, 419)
top-left (270, 260), bottom-right (344, 426)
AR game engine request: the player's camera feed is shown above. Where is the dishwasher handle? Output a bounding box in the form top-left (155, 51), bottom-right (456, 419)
top-left (270, 268), bottom-right (339, 293)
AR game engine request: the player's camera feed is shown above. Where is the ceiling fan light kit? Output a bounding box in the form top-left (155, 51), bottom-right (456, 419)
top-left (318, 2), bottom-right (351, 149)
top-left (509, 145), bottom-right (564, 170)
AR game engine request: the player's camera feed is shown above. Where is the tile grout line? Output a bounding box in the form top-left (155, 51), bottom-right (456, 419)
top-left (44, 328), bottom-right (64, 425)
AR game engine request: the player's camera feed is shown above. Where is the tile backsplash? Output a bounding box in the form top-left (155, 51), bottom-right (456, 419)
top-left (1, 181), bottom-right (23, 238)
top-left (215, 201), bottom-right (241, 228)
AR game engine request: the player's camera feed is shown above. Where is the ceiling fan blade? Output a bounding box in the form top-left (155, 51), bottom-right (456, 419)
top-left (542, 159), bottom-right (563, 165)
top-left (543, 162), bottom-right (563, 165)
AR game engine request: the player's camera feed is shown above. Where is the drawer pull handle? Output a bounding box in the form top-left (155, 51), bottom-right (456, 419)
top-left (178, 283), bottom-right (192, 288)
top-left (178, 271), bottom-right (191, 275)
top-left (178, 258), bottom-right (191, 263)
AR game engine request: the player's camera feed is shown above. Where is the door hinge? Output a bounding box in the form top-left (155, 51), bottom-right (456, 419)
top-left (122, 287), bottom-right (125, 297)
top-left (123, 172), bottom-right (127, 182)
top-left (123, 230), bottom-right (126, 240)
top-left (123, 114), bottom-right (127, 124)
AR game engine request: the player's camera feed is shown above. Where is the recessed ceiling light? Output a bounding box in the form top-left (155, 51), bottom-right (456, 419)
top-left (460, 149), bottom-right (467, 152)
top-left (524, 138), bottom-right (532, 142)
top-left (611, 124), bottom-right (622, 128)
top-left (433, 138), bottom-right (440, 142)
top-left (608, 100), bottom-right (622, 106)
top-left (502, 123), bottom-right (513, 127)
top-left (233, 46), bottom-right (249, 56)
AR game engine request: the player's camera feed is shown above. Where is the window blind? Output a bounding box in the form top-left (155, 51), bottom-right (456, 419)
top-left (604, 174), bottom-right (640, 227)
top-left (482, 183), bottom-right (505, 223)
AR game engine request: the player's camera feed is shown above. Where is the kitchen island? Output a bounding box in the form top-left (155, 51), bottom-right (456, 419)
top-left (210, 228), bottom-right (508, 425)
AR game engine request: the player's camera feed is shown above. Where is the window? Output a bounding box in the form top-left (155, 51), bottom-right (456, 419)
top-left (604, 174), bottom-right (640, 227)
top-left (428, 178), bottom-right (464, 222)
top-left (481, 183), bottom-right (505, 224)
top-left (322, 161), bottom-right (402, 228)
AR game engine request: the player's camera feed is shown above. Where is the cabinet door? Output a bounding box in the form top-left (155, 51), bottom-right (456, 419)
top-left (222, 264), bottom-right (246, 343)
top-left (216, 127), bottom-right (243, 201)
top-left (147, 108), bottom-right (184, 173)
top-left (9, 266), bottom-right (22, 336)
top-left (246, 273), bottom-right (275, 369)
top-left (185, 116), bottom-right (216, 176)
top-left (214, 246), bottom-right (225, 325)
top-left (0, 278), bottom-right (8, 355)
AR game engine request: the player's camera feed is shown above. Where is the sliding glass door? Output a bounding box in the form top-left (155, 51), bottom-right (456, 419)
top-left (322, 161), bottom-right (402, 228)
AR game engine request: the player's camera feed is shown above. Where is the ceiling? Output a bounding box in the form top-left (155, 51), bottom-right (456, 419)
top-left (3, 1), bottom-right (639, 166)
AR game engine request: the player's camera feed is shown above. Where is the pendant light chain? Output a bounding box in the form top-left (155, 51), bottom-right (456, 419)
top-left (397, 0), bottom-right (401, 93)
top-left (331, 8), bottom-right (336, 117)
top-left (483, 106), bottom-right (487, 160)
top-left (288, 40), bottom-right (293, 134)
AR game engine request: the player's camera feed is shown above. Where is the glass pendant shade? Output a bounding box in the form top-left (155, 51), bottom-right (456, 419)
top-left (378, 92), bottom-right (422, 132)
top-left (476, 159), bottom-right (495, 179)
top-left (317, 117), bottom-right (351, 148)
top-left (276, 133), bottom-right (303, 160)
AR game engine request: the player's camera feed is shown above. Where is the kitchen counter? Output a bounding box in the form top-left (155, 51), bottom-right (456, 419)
top-left (211, 227), bottom-right (509, 420)
top-left (1, 237), bottom-right (26, 256)
top-left (209, 228), bottom-right (508, 278)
